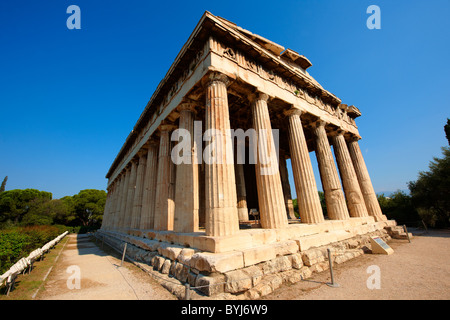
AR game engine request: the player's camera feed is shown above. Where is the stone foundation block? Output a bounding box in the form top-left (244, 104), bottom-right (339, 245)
top-left (190, 251), bottom-right (244, 273)
top-left (242, 244), bottom-right (277, 267)
top-left (225, 270), bottom-right (252, 293)
top-left (195, 273), bottom-right (226, 296)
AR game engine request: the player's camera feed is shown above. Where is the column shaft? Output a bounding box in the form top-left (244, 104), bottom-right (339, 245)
top-left (287, 110), bottom-right (324, 223)
top-left (204, 72), bottom-right (239, 236)
top-left (313, 121), bottom-right (350, 220)
top-left (279, 156), bottom-right (297, 220)
top-left (124, 160), bottom-right (138, 229)
top-left (174, 105), bottom-right (199, 233)
top-left (140, 142), bottom-right (158, 229)
top-left (332, 133), bottom-right (368, 218)
top-left (252, 93), bottom-right (288, 229)
top-left (235, 162), bottom-right (249, 221)
top-left (154, 127), bottom-right (175, 231)
top-left (118, 166), bottom-right (131, 230)
top-left (131, 151), bottom-right (147, 229)
top-left (112, 175), bottom-right (123, 229)
top-left (347, 138), bottom-right (385, 220)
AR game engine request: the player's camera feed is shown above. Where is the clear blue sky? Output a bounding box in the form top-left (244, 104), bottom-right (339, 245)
top-left (0, 0), bottom-right (449, 199)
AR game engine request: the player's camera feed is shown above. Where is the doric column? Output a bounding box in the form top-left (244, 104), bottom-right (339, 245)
top-left (131, 150), bottom-right (147, 229)
top-left (112, 174), bottom-right (123, 229)
top-left (154, 125), bottom-right (176, 231)
top-left (347, 137), bottom-right (385, 220)
top-left (124, 158), bottom-right (138, 229)
top-left (251, 92), bottom-right (288, 229)
top-left (279, 156), bottom-right (296, 220)
top-left (140, 140), bottom-right (158, 229)
top-left (102, 187), bottom-right (112, 229)
top-left (108, 181), bottom-right (118, 230)
top-left (313, 120), bottom-right (350, 220)
top-left (174, 103), bottom-right (199, 233)
top-left (204, 72), bottom-right (239, 236)
top-left (118, 165), bottom-right (131, 230)
top-left (332, 131), bottom-right (368, 218)
top-left (286, 109), bottom-right (324, 223)
top-left (115, 173), bottom-right (126, 229)
top-left (235, 162), bottom-right (249, 221)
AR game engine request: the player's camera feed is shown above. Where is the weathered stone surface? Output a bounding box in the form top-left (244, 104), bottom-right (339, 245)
top-left (174, 262), bottom-right (189, 282)
top-left (242, 244), bottom-right (276, 267)
top-left (195, 273), bottom-right (226, 296)
top-left (161, 259), bottom-right (172, 274)
top-left (301, 249), bottom-right (325, 267)
top-left (280, 269), bottom-right (302, 284)
top-left (153, 255), bottom-right (166, 271)
top-left (224, 270), bottom-right (252, 293)
top-left (262, 256), bottom-right (291, 275)
top-left (177, 248), bottom-right (197, 264)
top-left (242, 265), bottom-right (263, 286)
top-left (289, 253), bottom-right (303, 269)
top-left (190, 251), bottom-right (244, 273)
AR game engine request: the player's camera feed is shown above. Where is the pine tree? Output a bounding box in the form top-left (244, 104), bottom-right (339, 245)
top-left (0, 176), bottom-right (7, 193)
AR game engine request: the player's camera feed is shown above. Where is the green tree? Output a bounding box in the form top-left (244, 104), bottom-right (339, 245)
top-left (0, 176), bottom-right (7, 193)
top-left (408, 147), bottom-right (450, 228)
top-left (377, 191), bottom-right (419, 225)
top-left (445, 118), bottom-right (450, 146)
top-left (71, 189), bottom-right (106, 227)
top-left (0, 189), bottom-right (52, 226)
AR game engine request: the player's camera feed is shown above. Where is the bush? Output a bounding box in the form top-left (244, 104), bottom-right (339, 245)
top-left (0, 225), bottom-right (70, 274)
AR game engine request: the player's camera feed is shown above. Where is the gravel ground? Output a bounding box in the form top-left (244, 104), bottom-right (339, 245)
top-left (262, 229), bottom-right (450, 300)
top-left (35, 234), bottom-right (176, 300)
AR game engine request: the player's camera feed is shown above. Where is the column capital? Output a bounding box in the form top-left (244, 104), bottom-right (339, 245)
top-left (207, 71), bottom-right (229, 86)
top-left (329, 128), bottom-right (345, 137)
top-left (312, 119), bottom-right (328, 129)
top-left (249, 91), bottom-right (270, 103)
top-left (178, 102), bottom-right (197, 113)
top-left (284, 107), bottom-right (304, 117)
top-left (159, 123), bottom-right (177, 132)
top-left (348, 134), bottom-right (362, 142)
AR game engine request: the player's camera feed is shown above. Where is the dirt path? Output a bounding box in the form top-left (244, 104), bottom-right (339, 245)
top-left (35, 234), bottom-right (176, 300)
top-left (262, 229), bottom-right (450, 300)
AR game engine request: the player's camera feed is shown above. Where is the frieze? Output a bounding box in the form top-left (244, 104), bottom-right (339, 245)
top-left (211, 37), bottom-right (356, 128)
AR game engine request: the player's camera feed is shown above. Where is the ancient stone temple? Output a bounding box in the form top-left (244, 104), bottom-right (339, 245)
top-left (98, 12), bottom-right (397, 298)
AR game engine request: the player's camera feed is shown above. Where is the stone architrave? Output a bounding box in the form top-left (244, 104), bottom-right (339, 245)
top-left (332, 131), bottom-right (368, 218)
top-left (251, 92), bottom-right (288, 229)
top-left (347, 137), bottom-right (385, 220)
top-left (131, 150), bottom-right (147, 229)
top-left (204, 72), bottom-right (240, 236)
top-left (286, 109), bottom-right (324, 224)
top-left (174, 103), bottom-right (199, 233)
top-left (313, 120), bottom-right (350, 220)
top-left (124, 158), bottom-right (138, 229)
top-left (140, 141), bottom-right (158, 230)
top-left (154, 125), bottom-right (176, 231)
